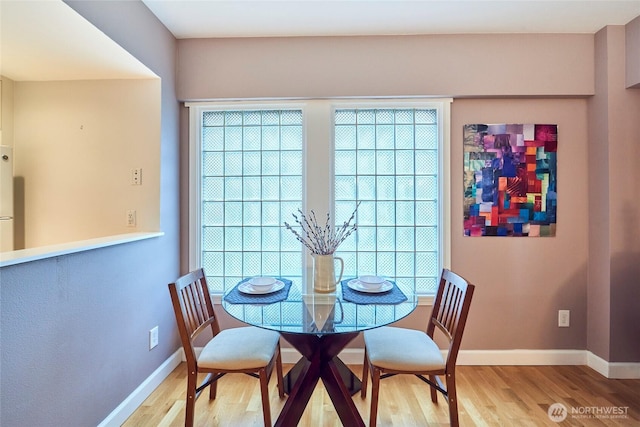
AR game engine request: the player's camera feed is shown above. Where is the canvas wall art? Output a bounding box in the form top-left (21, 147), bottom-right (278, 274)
top-left (463, 124), bottom-right (557, 237)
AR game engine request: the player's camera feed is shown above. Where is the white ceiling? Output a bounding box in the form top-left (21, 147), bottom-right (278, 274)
top-left (2, 1), bottom-right (639, 82)
top-left (142, 0), bottom-right (640, 39)
top-left (0, 1), bottom-right (155, 81)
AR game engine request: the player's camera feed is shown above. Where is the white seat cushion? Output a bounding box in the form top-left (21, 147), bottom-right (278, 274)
top-left (364, 326), bottom-right (445, 372)
top-left (198, 326), bottom-right (280, 370)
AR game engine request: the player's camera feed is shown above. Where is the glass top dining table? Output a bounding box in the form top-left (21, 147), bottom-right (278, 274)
top-left (221, 270), bottom-right (418, 427)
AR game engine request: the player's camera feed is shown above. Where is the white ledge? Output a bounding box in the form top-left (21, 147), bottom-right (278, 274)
top-left (0, 232), bottom-right (164, 267)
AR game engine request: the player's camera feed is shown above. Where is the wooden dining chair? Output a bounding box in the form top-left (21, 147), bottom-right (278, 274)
top-left (361, 268), bottom-right (475, 427)
top-left (168, 268), bottom-right (284, 427)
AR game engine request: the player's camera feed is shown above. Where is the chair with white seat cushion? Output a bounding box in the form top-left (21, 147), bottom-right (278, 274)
top-left (361, 268), bottom-right (475, 427)
top-left (168, 268), bottom-right (284, 427)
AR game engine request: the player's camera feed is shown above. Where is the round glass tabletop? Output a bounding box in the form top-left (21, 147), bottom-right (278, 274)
top-left (221, 274), bottom-right (418, 335)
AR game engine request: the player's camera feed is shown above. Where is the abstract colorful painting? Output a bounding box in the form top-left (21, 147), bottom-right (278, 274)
top-left (463, 124), bottom-right (557, 237)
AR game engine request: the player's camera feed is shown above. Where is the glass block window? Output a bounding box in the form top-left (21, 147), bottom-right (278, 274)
top-left (334, 108), bottom-right (441, 294)
top-left (200, 109), bottom-right (304, 293)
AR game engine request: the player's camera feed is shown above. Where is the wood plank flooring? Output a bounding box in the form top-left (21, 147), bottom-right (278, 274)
top-left (123, 363), bottom-right (640, 426)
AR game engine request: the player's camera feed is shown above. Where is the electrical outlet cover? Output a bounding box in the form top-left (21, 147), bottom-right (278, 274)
top-left (558, 310), bottom-right (570, 327)
top-left (126, 210), bottom-right (137, 227)
top-left (149, 326), bottom-right (159, 349)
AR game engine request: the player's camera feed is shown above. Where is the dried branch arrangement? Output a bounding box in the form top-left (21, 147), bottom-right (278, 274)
top-left (284, 202), bottom-right (360, 255)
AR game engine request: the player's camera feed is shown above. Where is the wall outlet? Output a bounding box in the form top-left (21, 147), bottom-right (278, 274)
top-left (149, 326), bottom-right (159, 350)
top-left (126, 209), bottom-right (136, 227)
top-left (558, 310), bottom-right (570, 327)
top-left (131, 168), bottom-right (142, 185)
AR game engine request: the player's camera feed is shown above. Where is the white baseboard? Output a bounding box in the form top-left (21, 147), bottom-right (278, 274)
top-left (456, 349), bottom-right (588, 366)
top-left (100, 347), bottom-right (639, 425)
top-left (587, 352), bottom-right (640, 379)
top-left (454, 350), bottom-right (639, 379)
top-left (98, 349), bottom-right (182, 427)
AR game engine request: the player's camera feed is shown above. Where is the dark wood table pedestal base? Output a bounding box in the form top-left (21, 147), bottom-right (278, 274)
top-left (275, 332), bottom-right (365, 427)
top-left (283, 354), bottom-right (362, 396)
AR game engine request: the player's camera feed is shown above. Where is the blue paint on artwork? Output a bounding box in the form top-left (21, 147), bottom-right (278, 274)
top-left (481, 168), bottom-right (495, 203)
top-left (533, 211), bottom-right (547, 222)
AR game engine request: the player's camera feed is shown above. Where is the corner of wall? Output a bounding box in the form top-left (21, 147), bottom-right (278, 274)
top-left (625, 16), bottom-right (640, 88)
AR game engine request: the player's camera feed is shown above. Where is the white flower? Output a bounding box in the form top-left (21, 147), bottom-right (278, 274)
top-left (284, 202), bottom-right (360, 255)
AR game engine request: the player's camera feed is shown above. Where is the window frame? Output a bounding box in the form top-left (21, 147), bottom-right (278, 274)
top-left (187, 98), bottom-right (451, 300)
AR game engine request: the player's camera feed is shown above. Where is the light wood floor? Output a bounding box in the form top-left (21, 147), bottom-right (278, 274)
top-left (124, 363), bottom-right (640, 426)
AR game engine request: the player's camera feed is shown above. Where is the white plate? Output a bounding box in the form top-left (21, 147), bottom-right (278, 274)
top-left (347, 279), bottom-right (393, 294)
top-left (238, 280), bottom-right (285, 295)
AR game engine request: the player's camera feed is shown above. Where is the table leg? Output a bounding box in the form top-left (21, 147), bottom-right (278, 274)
top-left (276, 332), bottom-right (365, 427)
top-left (332, 356), bottom-right (362, 395)
top-left (283, 356), bottom-right (362, 396)
top-left (322, 357), bottom-right (365, 426)
top-left (282, 357), bottom-right (307, 395)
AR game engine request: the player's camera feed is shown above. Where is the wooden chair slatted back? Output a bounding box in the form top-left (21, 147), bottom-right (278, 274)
top-left (427, 269), bottom-right (475, 369)
top-left (182, 279), bottom-right (212, 336)
top-left (436, 281), bottom-right (463, 337)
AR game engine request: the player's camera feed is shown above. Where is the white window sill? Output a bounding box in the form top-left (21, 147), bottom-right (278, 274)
top-left (0, 232), bottom-right (164, 267)
top-left (417, 295), bottom-right (435, 306)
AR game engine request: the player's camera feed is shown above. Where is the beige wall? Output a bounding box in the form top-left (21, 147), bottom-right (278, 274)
top-left (452, 98), bottom-right (589, 350)
top-left (626, 16), bottom-right (640, 88)
top-left (179, 33), bottom-right (595, 352)
top-left (177, 26), bottom-right (640, 361)
top-left (177, 33), bottom-right (594, 100)
top-left (587, 28), bottom-right (612, 360)
top-left (13, 78), bottom-right (161, 248)
top-left (588, 26), bottom-right (640, 362)
top-left (0, 77), bottom-right (15, 145)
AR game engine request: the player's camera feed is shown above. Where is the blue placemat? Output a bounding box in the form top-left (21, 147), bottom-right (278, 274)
top-left (223, 278), bottom-right (292, 304)
top-left (340, 279), bottom-right (408, 305)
